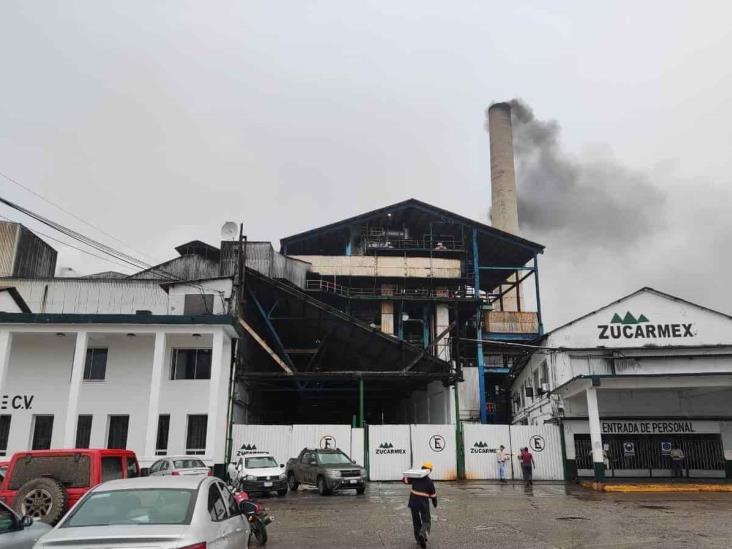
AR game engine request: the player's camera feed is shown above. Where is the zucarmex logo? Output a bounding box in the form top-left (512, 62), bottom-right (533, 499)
top-left (237, 444), bottom-right (260, 455)
top-left (470, 441), bottom-right (497, 454)
top-left (597, 312), bottom-right (695, 340)
top-left (375, 442), bottom-right (407, 455)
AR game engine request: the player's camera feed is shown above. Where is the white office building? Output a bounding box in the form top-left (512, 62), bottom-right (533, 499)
top-left (0, 275), bottom-right (240, 471)
top-left (511, 288), bottom-right (732, 480)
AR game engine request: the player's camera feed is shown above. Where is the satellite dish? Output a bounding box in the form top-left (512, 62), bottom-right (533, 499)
top-left (220, 221), bottom-right (239, 240)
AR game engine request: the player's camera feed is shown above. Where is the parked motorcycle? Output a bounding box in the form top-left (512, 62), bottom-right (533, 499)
top-left (234, 491), bottom-right (272, 545)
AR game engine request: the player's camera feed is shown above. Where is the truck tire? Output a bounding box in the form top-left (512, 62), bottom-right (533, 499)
top-left (317, 476), bottom-right (330, 496)
top-left (12, 477), bottom-right (68, 525)
top-left (287, 473), bottom-right (299, 491)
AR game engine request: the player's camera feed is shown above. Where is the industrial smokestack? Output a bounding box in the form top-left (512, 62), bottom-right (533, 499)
top-left (487, 102), bottom-right (520, 235)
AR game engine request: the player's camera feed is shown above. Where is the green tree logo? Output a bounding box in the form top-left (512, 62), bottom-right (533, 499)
top-left (611, 312), bottom-right (649, 325)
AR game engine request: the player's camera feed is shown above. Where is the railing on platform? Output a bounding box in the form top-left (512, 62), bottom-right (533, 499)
top-left (362, 237), bottom-right (464, 252)
top-left (305, 279), bottom-right (476, 299)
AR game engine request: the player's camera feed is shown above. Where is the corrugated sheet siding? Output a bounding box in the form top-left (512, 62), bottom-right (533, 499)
top-left (462, 424), bottom-right (513, 480)
top-left (509, 424), bottom-right (564, 480)
top-left (14, 225), bottom-right (57, 278)
top-left (128, 256), bottom-right (219, 281)
top-left (220, 241), bottom-right (308, 288)
top-left (368, 424), bottom-right (411, 480)
top-left (410, 424), bottom-right (457, 480)
top-left (485, 311), bottom-right (539, 333)
top-left (0, 279), bottom-right (170, 313)
top-left (231, 425), bottom-right (294, 467)
top-left (0, 223), bottom-right (18, 278)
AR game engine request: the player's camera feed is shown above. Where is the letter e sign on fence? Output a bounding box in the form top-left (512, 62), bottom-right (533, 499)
top-left (429, 435), bottom-right (446, 452)
top-left (529, 435), bottom-right (545, 452)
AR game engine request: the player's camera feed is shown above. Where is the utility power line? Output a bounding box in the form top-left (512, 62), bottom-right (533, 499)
top-left (0, 213), bottom-right (135, 273)
top-left (0, 195), bottom-right (177, 280)
top-left (0, 195), bottom-right (229, 312)
top-left (0, 170), bottom-right (160, 263)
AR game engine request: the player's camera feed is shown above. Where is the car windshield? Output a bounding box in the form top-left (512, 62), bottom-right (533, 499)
top-left (317, 452), bottom-right (353, 465)
top-left (173, 459), bottom-right (206, 469)
top-left (245, 457), bottom-right (278, 468)
top-left (62, 489), bottom-right (195, 527)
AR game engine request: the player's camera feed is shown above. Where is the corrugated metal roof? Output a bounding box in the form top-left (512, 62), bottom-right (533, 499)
top-left (0, 278), bottom-right (171, 314)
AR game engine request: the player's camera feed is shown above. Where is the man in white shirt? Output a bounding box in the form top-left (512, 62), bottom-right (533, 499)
top-left (496, 445), bottom-right (510, 482)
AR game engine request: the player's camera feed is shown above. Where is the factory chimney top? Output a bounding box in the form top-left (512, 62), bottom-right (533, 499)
top-left (487, 102), bottom-right (520, 236)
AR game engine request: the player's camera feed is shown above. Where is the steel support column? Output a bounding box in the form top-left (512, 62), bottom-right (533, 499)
top-left (359, 377), bottom-right (365, 428)
top-left (454, 383), bottom-right (464, 479)
top-left (472, 227), bottom-right (487, 424)
top-left (534, 254), bottom-right (544, 335)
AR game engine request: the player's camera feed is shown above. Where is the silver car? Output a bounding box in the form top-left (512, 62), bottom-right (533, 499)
top-left (33, 476), bottom-right (249, 549)
top-left (148, 456), bottom-right (212, 477)
top-left (0, 500), bottom-right (51, 549)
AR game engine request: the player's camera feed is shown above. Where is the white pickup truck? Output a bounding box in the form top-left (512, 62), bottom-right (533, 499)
top-left (227, 452), bottom-right (288, 496)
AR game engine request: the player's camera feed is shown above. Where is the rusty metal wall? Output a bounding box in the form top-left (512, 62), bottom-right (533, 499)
top-left (0, 222), bottom-right (18, 277)
top-left (220, 241), bottom-right (308, 288)
top-left (128, 255), bottom-right (219, 281)
top-left (13, 225), bottom-right (57, 278)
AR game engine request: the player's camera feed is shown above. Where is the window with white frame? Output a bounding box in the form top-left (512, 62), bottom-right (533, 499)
top-left (171, 348), bottom-right (212, 380)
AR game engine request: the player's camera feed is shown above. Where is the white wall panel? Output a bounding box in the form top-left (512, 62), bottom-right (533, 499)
top-left (462, 424), bottom-right (513, 480)
top-left (231, 425), bottom-right (293, 467)
top-left (368, 425), bottom-right (412, 480)
top-left (290, 424), bottom-right (353, 458)
top-left (410, 424), bottom-right (457, 480)
top-left (350, 428), bottom-right (365, 466)
top-left (509, 424), bottom-right (564, 480)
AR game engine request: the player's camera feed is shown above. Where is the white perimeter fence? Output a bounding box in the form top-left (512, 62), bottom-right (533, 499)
top-left (232, 423), bottom-right (564, 481)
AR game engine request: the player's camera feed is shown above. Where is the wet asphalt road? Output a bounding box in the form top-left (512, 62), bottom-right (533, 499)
top-left (254, 481), bottom-right (732, 548)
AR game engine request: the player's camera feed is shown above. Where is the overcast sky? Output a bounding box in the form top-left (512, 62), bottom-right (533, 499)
top-left (1, 1), bottom-right (731, 328)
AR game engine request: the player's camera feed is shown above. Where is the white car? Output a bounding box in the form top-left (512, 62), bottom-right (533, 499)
top-left (32, 475), bottom-right (249, 549)
top-left (148, 456), bottom-right (212, 477)
top-left (227, 453), bottom-right (288, 496)
top-left (0, 500), bottom-right (51, 549)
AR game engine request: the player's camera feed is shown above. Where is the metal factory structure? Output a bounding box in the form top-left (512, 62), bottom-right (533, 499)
top-left (244, 198), bottom-right (544, 427)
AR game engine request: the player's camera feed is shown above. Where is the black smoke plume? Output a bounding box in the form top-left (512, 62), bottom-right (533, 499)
top-left (505, 99), bottom-right (665, 248)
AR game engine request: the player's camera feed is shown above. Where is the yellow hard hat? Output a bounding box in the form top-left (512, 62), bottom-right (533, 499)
top-left (421, 461), bottom-right (433, 470)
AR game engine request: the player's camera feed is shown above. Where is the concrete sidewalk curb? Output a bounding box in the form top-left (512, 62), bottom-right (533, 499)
top-left (579, 480), bottom-right (732, 493)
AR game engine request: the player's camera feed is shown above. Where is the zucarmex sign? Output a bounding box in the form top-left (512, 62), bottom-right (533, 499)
top-left (470, 441), bottom-right (497, 454)
top-left (597, 311), bottom-right (695, 341)
top-left (375, 442), bottom-right (407, 455)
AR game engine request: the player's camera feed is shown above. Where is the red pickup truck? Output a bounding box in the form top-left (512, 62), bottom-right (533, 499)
top-left (0, 448), bottom-right (139, 524)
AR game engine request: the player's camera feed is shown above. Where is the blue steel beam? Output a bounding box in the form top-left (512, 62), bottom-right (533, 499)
top-left (247, 288), bottom-right (297, 372)
top-left (472, 227), bottom-right (487, 424)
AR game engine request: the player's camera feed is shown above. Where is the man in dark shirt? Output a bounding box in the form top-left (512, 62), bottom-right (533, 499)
top-left (403, 461), bottom-right (437, 548)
